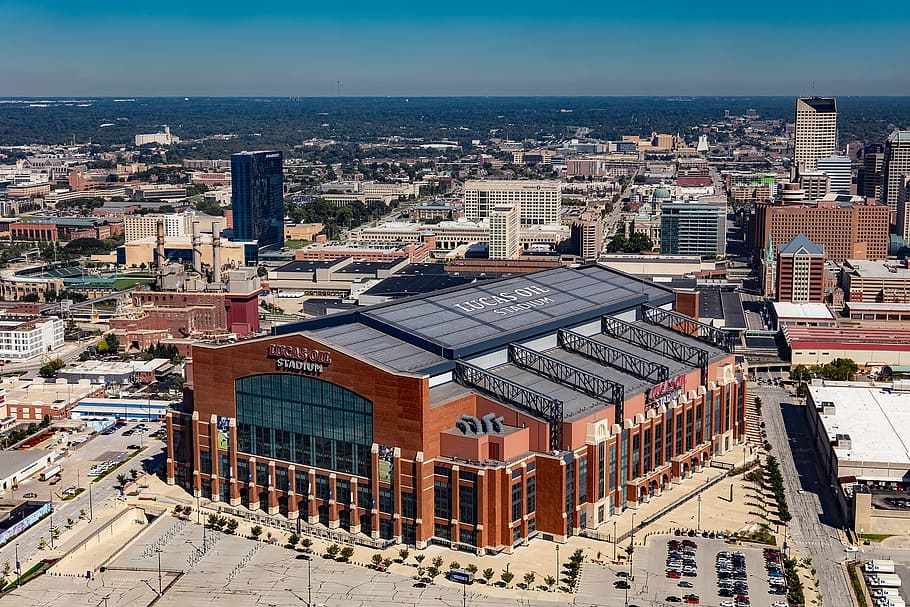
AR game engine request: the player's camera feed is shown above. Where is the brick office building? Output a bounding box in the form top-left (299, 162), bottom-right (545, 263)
top-left (167, 266), bottom-right (746, 552)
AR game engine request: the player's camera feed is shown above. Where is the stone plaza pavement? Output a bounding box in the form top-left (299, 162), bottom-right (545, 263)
top-left (0, 444), bottom-right (767, 606)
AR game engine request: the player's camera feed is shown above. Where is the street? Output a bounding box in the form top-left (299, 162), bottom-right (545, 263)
top-left (0, 423), bottom-right (165, 575)
top-left (750, 382), bottom-right (851, 606)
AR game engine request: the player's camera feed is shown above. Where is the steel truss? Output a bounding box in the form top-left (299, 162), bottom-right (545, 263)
top-left (509, 342), bottom-right (625, 424)
top-left (558, 329), bottom-right (669, 384)
top-left (642, 305), bottom-right (736, 353)
top-left (601, 315), bottom-right (710, 384)
top-left (454, 360), bottom-right (564, 451)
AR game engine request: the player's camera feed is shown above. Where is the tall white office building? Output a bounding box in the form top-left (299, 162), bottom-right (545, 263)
top-left (463, 180), bottom-right (561, 226)
top-left (794, 98), bottom-right (837, 175)
top-left (882, 131), bottom-right (910, 223)
top-left (488, 202), bottom-right (521, 260)
top-left (816, 155), bottom-right (852, 195)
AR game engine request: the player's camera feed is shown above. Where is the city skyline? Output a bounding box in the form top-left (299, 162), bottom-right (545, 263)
top-left (2, 0), bottom-right (909, 97)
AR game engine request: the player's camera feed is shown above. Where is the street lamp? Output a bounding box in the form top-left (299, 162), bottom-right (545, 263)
top-left (555, 544), bottom-right (560, 585)
top-left (307, 555), bottom-right (312, 607)
top-left (613, 520), bottom-right (617, 561)
top-left (15, 543), bottom-right (20, 589)
top-left (697, 495), bottom-right (702, 532)
top-left (156, 547), bottom-right (163, 595)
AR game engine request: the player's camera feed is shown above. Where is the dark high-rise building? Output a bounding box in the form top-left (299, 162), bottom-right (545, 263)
top-left (231, 151), bottom-right (284, 250)
top-left (858, 144), bottom-right (884, 201)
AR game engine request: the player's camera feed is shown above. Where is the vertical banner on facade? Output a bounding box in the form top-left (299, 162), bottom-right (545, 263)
top-left (216, 416), bottom-right (230, 450)
top-left (378, 445), bottom-right (394, 483)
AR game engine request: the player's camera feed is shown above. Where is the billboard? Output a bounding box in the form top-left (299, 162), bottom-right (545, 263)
top-left (378, 445), bottom-right (394, 483)
top-left (216, 416), bottom-right (230, 451)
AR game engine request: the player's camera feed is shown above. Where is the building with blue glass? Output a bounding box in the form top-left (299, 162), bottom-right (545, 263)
top-left (231, 151), bottom-right (284, 251)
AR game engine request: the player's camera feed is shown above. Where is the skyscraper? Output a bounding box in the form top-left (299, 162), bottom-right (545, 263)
top-left (816, 155), bottom-right (852, 195)
top-left (883, 132), bottom-right (910, 238)
top-left (659, 202), bottom-right (726, 258)
top-left (794, 97), bottom-right (837, 175)
top-left (231, 151), bottom-right (284, 250)
top-left (859, 144), bottom-right (885, 201)
top-left (463, 180), bottom-right (560, 225)
top-left (488, 202), bottom-right (520, 260)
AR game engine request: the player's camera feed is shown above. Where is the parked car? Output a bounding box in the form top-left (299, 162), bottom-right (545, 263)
top-left (23, 492), bottom-right (37, 498)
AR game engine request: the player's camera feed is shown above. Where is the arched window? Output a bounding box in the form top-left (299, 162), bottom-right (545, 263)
top-left (235, 374), bottom-right (373, 477)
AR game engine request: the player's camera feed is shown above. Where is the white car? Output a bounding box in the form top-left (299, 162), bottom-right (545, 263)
top-left (720, 602), bottom-right (735, 607)
top-left (772, 602), bottom-right (788, 607)
top-left (844, 546), bottom-right (859, 553)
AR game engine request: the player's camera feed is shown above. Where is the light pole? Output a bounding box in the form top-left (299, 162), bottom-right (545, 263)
top-left (697, 495), bottom-right (702, 532)
top-left (15, 543), bottom-right (20, 589)
top-left (555, 544), bottom-right (560, 585)
top-left (156, 547), bottom-right (162, 595)
top-left (307, 555), bottom-right (312, 607)
top-left (613, 520), bottom-right (618, 561)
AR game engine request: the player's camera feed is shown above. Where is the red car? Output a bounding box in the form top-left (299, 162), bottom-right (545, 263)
top-left (666, 571), bottom-right (681, 579)
top-left (684, 595), bottom-right (700, 604)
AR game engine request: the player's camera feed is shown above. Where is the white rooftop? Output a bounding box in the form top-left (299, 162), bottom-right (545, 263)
top-left (811, 384), bottom-right (910, 465)
top-left (772, 302), bottom-right (834, 320)
top-left (845, 259), bottom-right (910, 279)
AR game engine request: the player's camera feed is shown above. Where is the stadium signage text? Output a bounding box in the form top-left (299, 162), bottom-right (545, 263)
top-left (647, 374), bottom-right (687, 406)
top-left (267, 344), bottom-right (332, 374)
top-left (452, 285), bottom-right (554, 316)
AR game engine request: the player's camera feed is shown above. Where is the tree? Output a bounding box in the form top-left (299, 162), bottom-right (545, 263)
top-left (372, 553), bottom-right (384, 568)
top-left (287, 533), bottom-right (299, 548)
top-left (104, 333), bottom-right (120, 352)
top-left (339, 546), bottom-right (354, 562)
top-left (449, 561), bottom-right (461, 571)
top-left (38, 539), bottom-right (47, 550)
top-left (431, 555), bottom-right (444, 569)
top-left (325, 543), bottom-right (341, 558)
top-left (2, 561), bottom-right (11, 579)
top-left (130, 468), bottom-right (139, 480)
top-left (382, 557), bottom-right (392, 570)
top-left (482, 568), bottom-right (495, 584)
top-left (426, 566), bottom-right (440, 582)
top-left (225, 519), bottom-right (239, 534)
top-left (116, 473), bottom-right (129, 488)
top-left (79, 509), bottom-right (86, 520)
top-left (398, 548), bottom-right (409, 563)
top-left (414, 554), bottom-right (425, 566)
top-left (250, 525), bottom-right (263, 539)
top-left (40, 414), bottom-right (51, 428)
top-left (300, 537), bottom-right (313, 552)
top-left (523, 572), bottom-right (536, 588)
top-left (544, 575), bottom-right (556, 591)
top-left (500, 571), bottom-right (515, 587)
top-left (466, 563), bottom-right (478, 575)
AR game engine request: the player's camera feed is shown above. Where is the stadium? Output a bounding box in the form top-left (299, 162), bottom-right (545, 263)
top-left (167, 265), bottom-right (747, 553)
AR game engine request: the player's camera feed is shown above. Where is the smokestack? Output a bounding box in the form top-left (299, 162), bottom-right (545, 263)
top-left (212, 221), bottom-right (222, 285)
top-left (191, 220), bottom-right (202, 275)
top-left (156, 221), bottom-right (165, 288)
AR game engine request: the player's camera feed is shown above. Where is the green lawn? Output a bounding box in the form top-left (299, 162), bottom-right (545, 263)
top-left (113, 276), bottom-right (155, 290)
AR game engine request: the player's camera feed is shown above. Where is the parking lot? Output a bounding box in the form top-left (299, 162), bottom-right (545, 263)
top-left (578, 535), bottom-right (785, 607)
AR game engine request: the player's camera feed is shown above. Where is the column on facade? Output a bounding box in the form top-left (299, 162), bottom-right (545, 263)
top-left (208, 415), bottom-right (220, 501)
top-left (287, 465), bottom-right (299, 519)
top-left (392, 447), bottom-right (402, 542)
top-left (248, 456), bottom-right (259, 510)
top-left (519, 463), bottom-right (528, 540)
top-left (267, 461), bottom-right (278, 515)
top-left (165, 412), bottom-right (176, 485)
top-left (229, 419), bottom-right (240, 506)
top-left (370, 444), bottom-right (379, 539)
top-left (307, 468), bottom-right (318, 524)
top-left (349, 477), bottom-right (360, 533)
top-left (191, 411), bottom-right (202, 497)
top-left (414, 452), bottom-right (427, 549)
top-left (327, 473), bottom-right (339, 528)
top-left (474, 469), bottom-right (486, 551)
top-left (450, 466), bottom-right (460, 545)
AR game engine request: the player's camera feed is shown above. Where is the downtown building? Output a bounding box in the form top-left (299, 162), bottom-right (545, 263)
top-left (883, 132), bottom-right (910, 240)
top-left (231, 151), bottom-right (285, 251)
top-left (793, 97), bottom-right (837, 175)
top-left (166, 265), bottom-right (746, 551)
top-left (463, 180), bottom-right (561, 226)
top-left (750, 199), bottom-right (890, 264)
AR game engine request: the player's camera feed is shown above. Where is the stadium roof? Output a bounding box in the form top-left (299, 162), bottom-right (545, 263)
top-left (278, 265), bottom-right (676, 360)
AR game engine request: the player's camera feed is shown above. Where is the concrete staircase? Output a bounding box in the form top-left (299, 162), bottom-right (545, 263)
top-left (744, 394), bottom-right (765, 447)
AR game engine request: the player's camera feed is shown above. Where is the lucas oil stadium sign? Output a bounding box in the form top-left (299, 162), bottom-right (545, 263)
top-left (267, 344), bottom-right (332, 374)
top-left (451, 284), bottom-right (554, 316)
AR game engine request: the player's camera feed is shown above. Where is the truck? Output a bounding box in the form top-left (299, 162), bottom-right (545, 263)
top-left (866, 560), bottom-right (897, 574)
top-left (39, 465), bottom-right (61, 481)
top-left (874, 598), bottom-right (904, 607)
top-left (868, 573), bottom-right (902, 588)
top-left (872, 588), bottom-right (902, 599)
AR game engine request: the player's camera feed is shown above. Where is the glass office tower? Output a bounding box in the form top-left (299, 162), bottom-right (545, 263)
top-left (231, 151), bottom-right (284, 250)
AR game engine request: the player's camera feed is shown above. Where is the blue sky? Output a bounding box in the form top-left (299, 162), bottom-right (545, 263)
top-left (2, 0), bottom-right (908, 96)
